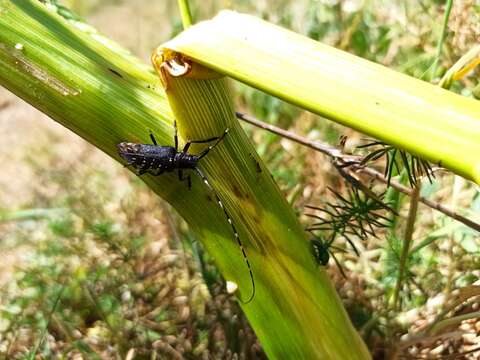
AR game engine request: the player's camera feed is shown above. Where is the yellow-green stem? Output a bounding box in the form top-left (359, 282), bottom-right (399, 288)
top-left (177, 0), bottom-right (193, 28)
top-left (392, 184), bottom-right (420, 310)
top-left (429, 0), bottom-right (453, 80)
top-left (156, 56), bottom-right (371, 358)
top-left (161, 11), bottom-right (480, 184)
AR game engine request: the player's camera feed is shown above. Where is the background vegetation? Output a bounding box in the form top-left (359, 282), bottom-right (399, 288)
top-left (0, 0), bottom-right (479, 358)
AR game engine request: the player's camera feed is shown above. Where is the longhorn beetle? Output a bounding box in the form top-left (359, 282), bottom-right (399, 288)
top-left (117, 122), bottom-right (255, 304)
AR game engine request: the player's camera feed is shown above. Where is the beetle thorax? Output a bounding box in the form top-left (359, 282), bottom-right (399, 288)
top-left (174, 152), bottom-right (198, 169)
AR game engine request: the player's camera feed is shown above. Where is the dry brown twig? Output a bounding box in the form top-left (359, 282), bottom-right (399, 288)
top-left (236, 112), bottom-right (480, 233)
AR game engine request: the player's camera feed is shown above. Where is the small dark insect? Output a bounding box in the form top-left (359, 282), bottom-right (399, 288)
top-left (305, 186), bottom-right (393, 256)
top-left (308, 232), bottom-right (347, 278)
top-left (117, 122), bottom-right (255, 304)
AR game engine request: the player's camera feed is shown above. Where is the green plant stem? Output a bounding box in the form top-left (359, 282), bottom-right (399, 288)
top-left (84, 283), bottom-right (127, 356)
top-left (162, 10), bottom-right (480, 184)
top-left (430, 0), bottom-right (453, 80)
top-left (473, 83), bottom-right (480, 99)
top-left (177, 0), bottom-right (193, 28)
top-left (28, 285), bottom-right (65, 360)
top-left (0, 2), bottom-right (370, 358)
top-left (438, 45), bottom-right (480, 89)
top-left (392, 184), bottom-right (420, 310)
top-left (0, 208), bottom-right (67, 222)
top-left (159, 69), bottom-right (371, 359)
top-left (444, 176), bottom-right (463, 296)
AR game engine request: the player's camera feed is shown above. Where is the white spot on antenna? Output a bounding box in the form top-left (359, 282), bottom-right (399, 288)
top-left (15, 43), bottom-right (24, 50)
top-left (226, 281), bottom-right (238, 294)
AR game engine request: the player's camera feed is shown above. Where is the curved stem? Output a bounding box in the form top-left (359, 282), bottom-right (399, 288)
top-left (155, 56), bottom-right (371, 358)
top-left (177, 0), bottom-right (193, 29)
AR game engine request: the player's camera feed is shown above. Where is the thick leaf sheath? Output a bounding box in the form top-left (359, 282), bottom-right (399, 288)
top-left (161, 10), bottom-right (480, 184)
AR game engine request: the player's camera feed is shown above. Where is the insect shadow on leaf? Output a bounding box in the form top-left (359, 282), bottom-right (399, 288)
top-left (117, 122), bottom-right (255, 304)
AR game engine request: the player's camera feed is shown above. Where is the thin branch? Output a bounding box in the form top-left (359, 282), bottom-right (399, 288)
top-left (236, 112), bottom-right (480, 233)
top-left (236, 112), bottom-right (349, 160)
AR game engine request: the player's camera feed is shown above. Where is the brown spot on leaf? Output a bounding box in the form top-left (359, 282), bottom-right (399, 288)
top-left (232, 185), bottom-right (243, 198)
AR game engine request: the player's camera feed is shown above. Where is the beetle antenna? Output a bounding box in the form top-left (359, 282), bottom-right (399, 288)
top-left (195, 167), bottom-right (255, 304)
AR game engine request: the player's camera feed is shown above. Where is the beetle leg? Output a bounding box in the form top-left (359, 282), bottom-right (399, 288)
top-left (197, 128), bottom-right (229, 159)
top-left (149, 131), bottom-right (158, 146)
top-left (174, 120), bottom-right (178, 151)
top-left (182, 129), bottom-right (228, 154)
